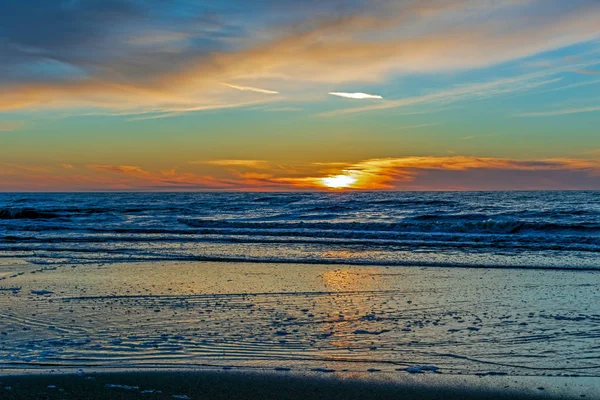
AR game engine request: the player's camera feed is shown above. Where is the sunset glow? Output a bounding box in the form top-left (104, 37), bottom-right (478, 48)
top-left (0, 1), bottom-right (599, 191)
top-left (321, 174), bottom-right (358, 189)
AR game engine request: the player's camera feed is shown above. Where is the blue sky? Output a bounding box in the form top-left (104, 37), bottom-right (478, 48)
top-left (1, 0), bottom-right (599, 190)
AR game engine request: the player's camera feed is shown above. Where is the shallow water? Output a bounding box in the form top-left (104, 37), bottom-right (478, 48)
top-left (1, 192), bottom-right (600, 269)
top-left (0, 261), bottom-right (598, 376)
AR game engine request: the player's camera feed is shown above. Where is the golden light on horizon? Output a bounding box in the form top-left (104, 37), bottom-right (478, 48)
top-left (321, 173), bottom-right (357, 189)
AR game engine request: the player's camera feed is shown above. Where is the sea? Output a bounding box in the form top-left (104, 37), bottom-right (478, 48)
top-left (1, 191), bottom-right (599, 269)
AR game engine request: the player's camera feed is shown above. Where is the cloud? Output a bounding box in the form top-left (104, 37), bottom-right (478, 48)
top-left (192, 159), bottom-right (270, 169)
top-left (459, 134), bottom-right (498, 141)
top-left (515, 105), bottom-right (600, 117)
top-left (0, 120), bottom-right (23, 132)
top-left (329, 92), bottom-right (383, 100)
top-left (3, 156), bottom-right (600, 191)
top-left (0, 162), bottom-right (49, 173)
top-left (320, 72), bottom-right (565, 116)
top-left (222, 83), bottom-right (279, 95)
top-left (396, 123), bottom-right (441, 130)
top-left (127, 31), bottom-right (191, 46)
top-left (572, 69), bottom-right (600, 75)
top-left (1, 0), bottom-right (600, 115)
top-left (125, 98), bottom-right (275, 120)
top-left (87, 165), bottom-right (151, 176)
top-left (59, 163), bottom-right (73, 169)
top-left (537, 78), bottom-right (600, 94)
top-left (524, 60), bottom-right (554, 68)
top-left (290, 156), bottom-right (600, 190)
top-left (82, 164), bottom-right (243, 190)
top-left (327, 57), bottom-right (593, 117)
top-left (263, 107), bottom-right (303, 112)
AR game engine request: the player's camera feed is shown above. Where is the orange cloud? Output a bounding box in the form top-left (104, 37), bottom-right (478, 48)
top-left (88, 165), bottom-right (151, 177)
top-left (288, 156), bottom-right (600, 190)
top-left (2, 156), bottom-right (600, 191)
top-left (192, 160), bottom-right (270, 169)
top-left (0, 162), bottom-right (50, 173)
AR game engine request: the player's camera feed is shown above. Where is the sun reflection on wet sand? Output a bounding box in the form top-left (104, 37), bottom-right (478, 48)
top-left (320, 269), bottom-right (380, 354)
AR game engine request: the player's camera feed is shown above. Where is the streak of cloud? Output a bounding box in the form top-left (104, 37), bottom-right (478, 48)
top-left (222, 83), bottom-right (280, 95)
top-left (263, 107), bottom-right (303, 112)
top-left (192, 160), bottom-right (270, 169)
top-left (87, 165), bottom-right (151, 177)
top-left (125, 99), bottom-right (278, 121)
top-left (572, 69), bottom-right (600, 75)
top-left (329, 92), bottom-right (383, 100)
top-left (320, 73), bottom-right (564, 116)
top-left (0, 162), bottom-right (49, 173)
top-left (459, 134), bottom-right (498, 141)
top-left (515, 106), bottom-right (600, 117)
top-left (396, 123), bottom-right (441, 130)
top-left (536, 78), bottom-right (600, 94)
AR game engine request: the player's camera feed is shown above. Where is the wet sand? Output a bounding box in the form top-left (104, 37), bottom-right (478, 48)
top-left (0, 260), bottom-right (599, 397)
top-left (0, 369), bottom-right (598, 399)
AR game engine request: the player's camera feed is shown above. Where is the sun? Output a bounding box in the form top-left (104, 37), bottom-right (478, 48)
top-left (321, 174), bottom-right (357, 189)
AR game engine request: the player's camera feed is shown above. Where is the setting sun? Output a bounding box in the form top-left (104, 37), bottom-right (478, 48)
top-left (321, 174), bottom-right (357, 189)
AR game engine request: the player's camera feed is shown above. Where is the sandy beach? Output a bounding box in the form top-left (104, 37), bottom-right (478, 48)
top-left (1, 259), bottom-right (599, 398)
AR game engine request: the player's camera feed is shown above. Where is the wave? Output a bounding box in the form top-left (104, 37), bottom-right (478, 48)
top-left (409, 213), bottom-right (492, 221)
top-left (7, 216), bottom-right (598, 237)
top-left (178, 218), bottom-right (600, 235)
top-left (0, 208), bottom-right (60, 220)
top-left (302, 205), bottom-right (357, 213)
top-left (3, 233), bottom-right (599, 253)
top-left (373, 199), bottom-right (456, 206)
top-left (9, 250), bottom-right (600, 271)
top-left (251, 196), bottom-right (304, 205)
top-left (0, 206), bottom-right (176, 220)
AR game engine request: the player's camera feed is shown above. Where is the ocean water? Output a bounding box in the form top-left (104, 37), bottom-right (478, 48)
top-left (1, 191), bottom-right (599, 269)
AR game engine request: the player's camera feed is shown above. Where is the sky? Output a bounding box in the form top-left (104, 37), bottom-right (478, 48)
top-left (1, 0), bottom-right (600, 191)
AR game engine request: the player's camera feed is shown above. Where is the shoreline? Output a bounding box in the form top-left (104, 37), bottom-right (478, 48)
top-left (1, 369), bottom-right (598, 399)
top-left (4, 255), bottom-right (600, 274)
